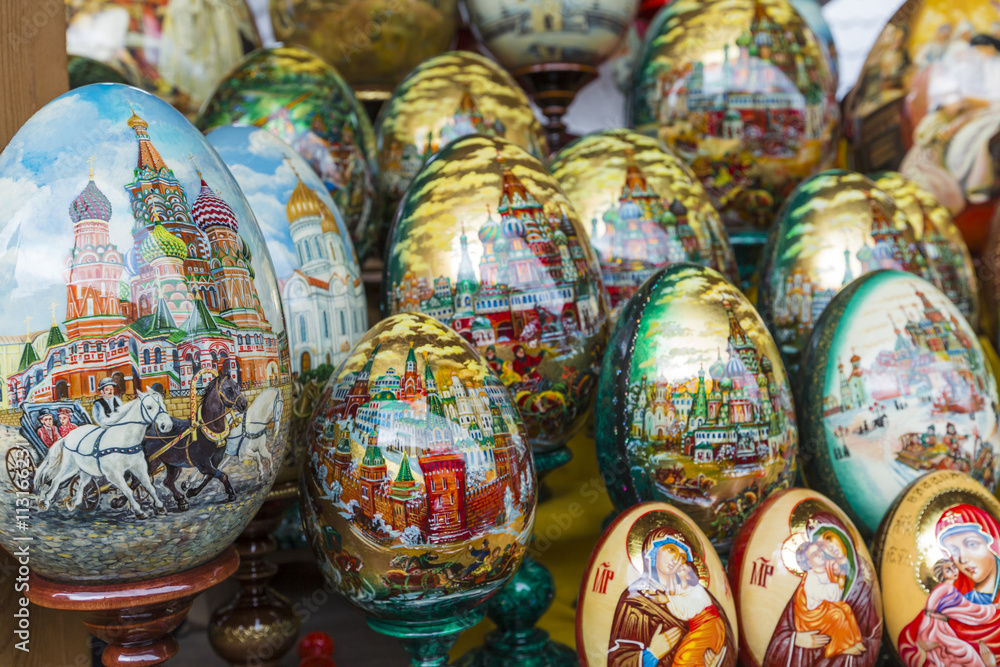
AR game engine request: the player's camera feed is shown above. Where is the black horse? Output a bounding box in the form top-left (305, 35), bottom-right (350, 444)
top-left (142, 374), bottom-right (249, 510)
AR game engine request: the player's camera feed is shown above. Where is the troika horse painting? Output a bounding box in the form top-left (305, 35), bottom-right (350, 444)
top-left (0, 84), bottom-right (294, 584)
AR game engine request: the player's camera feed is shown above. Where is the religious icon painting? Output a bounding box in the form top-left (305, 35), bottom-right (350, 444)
top-left (0, 84), bottom-right (292, 584)
top-left (873, 470), bottom-right (1000, 667)
top-left (206, 125), bottom-right (368, 477)
top-left (845, 0), bottom-right (1000, 252)
top-left (578, 502), bottom-right (738, 667)
top-left (728, 488), bottom-right (883, 667)
top-left (798, 270), bottom-right (1000, 540)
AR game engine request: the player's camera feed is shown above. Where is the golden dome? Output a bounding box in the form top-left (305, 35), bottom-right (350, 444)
top-left (286, 175), bottom-right (324, 223)
top-left (126, 103), bottom-right (148, 129)
top-left (287, 173), bottom-right (341, 235)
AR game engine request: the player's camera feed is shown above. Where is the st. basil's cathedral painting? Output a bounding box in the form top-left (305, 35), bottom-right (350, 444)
top-left (0, 85), bottom-right (292, 583)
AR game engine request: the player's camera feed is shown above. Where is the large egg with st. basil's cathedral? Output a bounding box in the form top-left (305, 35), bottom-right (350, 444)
top-left (300, 312), bottom-right (536, 621)
top-left (595, 263), bottom-right (798, 553)
top-left (381, 136), bottom-right (610, 460)
top-left (0, 84), bottom-right (292, 584)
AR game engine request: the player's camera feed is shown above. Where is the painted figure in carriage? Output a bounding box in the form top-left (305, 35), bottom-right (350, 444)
top-left (92, 376), bottom-right (125, 426)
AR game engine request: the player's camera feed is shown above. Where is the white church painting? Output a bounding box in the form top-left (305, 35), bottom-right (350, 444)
top-left (207, 126), bottom-right (367, 382)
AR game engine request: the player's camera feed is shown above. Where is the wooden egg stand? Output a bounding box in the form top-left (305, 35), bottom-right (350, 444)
top-left (513, 63), bottom-right (597, 154)
top-left (29, 546), bottom-right (238, 667)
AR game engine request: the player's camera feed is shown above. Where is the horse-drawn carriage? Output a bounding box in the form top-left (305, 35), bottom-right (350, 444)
top-left (6, 368), bottom-right (278, 518)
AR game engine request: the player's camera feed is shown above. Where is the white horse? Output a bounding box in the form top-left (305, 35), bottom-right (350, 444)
top-left (224, 388), bottom-right (283, 481)
top-left (34, 390), bottom-right (174, 519)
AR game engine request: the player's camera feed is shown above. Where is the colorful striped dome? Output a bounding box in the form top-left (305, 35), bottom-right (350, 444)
top-left (192, 178), bottom-right (239, 233)
top-left (501, 214), bottom-right (525, 240)
top-left (69, 179), bottom-right (112, 223)
top-left (478, 213), bottom-right (500, 243)
top-left (140, 221), bottom-right (187, 263)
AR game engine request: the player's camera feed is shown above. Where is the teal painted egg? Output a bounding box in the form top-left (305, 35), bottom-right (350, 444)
top-left (0, 84), bottom-right (292, 583)
top-left (300, 312), bottom-right (537, 621)
top-left (595, 263), bottom-right (798, 553)
top-left (798, 270), bottom-right (1000, 539)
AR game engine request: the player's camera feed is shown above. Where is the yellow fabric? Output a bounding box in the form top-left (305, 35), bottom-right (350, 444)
top-left (451, 424), bottom-right (614, 657)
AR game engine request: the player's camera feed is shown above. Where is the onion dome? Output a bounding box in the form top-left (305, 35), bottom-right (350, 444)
top-left (620, 199), bottom-right (642, 221)
top-left (479, 209), bottom-right (500, 244)
top-left (726, 347), bottom-right (748, 378)
top-left (502, 213), bottom-right (526, 240)
top-left (709, 350), bottom-right (726, 380)
top-left (141, 220), bottom-right (188, 263)
top-left (127, 108), bottom-right (148, 129)
top-left (719, 377), bottom-right (733, 391)
top-left (124, 247), bottom-right (141, 274)
top-left (669, 199), bottom-right (688, 217)
top-left (69, 179), bottom-right (112, 223)
top-left (287, 172), bottom-right (326, 223)
top-left (552, 229), bottom-right (567, 245)
top-left (192, 177), bottom-right (239, 233)
top-left (871, 241), bottom-right (895, 262)
top-left (850, 350), bottom-right (861, 364)
top-left (760, 354), bottom-right (772, 373)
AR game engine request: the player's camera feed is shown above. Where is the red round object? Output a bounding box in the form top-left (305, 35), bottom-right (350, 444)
top-left (298, 631), bottom-right (335, 659)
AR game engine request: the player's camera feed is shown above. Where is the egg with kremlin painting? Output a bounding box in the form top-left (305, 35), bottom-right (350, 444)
top-left (0, 84), bottom-right (292, 584)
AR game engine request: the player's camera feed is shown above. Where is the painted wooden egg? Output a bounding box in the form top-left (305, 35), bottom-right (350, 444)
top-left (798, 270), bottom-right (1000, 540)
top-left (269, 0), bottom-right (458, 95)
top-left (550, 129), bottom-right (739, 321)
top-left (206, 125), bottom-right (368, 482)
top-left (381, 135), bottom-right (609, 456)
top-left (0, 84), bottom-right (292, 583)
top-left (788, 0), bottom-right (839, 87)
top-left (196, 47), bottom-right (380, 261)
top-left (465, 0), bottom-right (640, 71)
top-left (300, 312), bottom-right (537, 621)
top-left (728, 488), bottom-right (883, 667)
top-left (871, 171), bottom-right (979, 325)
top-left (65, 0), bottom-right (260, 118)
top-left (872, 470), bottom-right (1000, 667)
top-left (757, 170), bottom-right (933, 376)
top-left (628, 0), bottom-right (839, 231)
top-left (595, 263), bottom-right (798, 553)
top-left (375, 51), bottom-right (547, 234)
top-left (844, 0), bottom-right (1000, 253)
top-left (577, 501), bottom-right (738, 667)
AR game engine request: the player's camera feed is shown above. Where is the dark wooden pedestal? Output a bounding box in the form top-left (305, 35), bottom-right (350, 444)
top-left (29, 545), bottom-right (239, 667)
top-left (208, 482), bottom-right (301, 666)
top-left (513, 63), bottom-right (598, 153)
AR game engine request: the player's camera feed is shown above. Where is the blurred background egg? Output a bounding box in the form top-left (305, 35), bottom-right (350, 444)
top-left (65, 0), bottom-right (261, 118)
top-left (375, 51), bottom-right (546, 239)
top-left (550, 129), bottom-right (738, 321)
top-left (595, 263), bottom-right (798, 553)
top-left (628, 0), bottom-right (839, 232)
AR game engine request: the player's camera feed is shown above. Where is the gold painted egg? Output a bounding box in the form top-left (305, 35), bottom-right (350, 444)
top-left (376, 51), bottom-right (547, 233)
top-left (872, 470), bottom-right (1000, 667)
top-left (870, 171), bottom-right (979, 325)
top-left (65, 0), bottom-right (261, 118)
top-left (269, 0), bottom-right (458, 95)
top-left (798, 270), bottom-right (1000, 539)
top-left (206, 125), bottom-right (368, 483)
top-left (300, 312), bottom-right (537, 621)
top-left (595, 263), bottom-right (798, 553)
top-left (728, 488), bottom-right (883, 667)
top-left (629, 0), bottom-right (839, 231)
top-left (0, 84), bottom-right (292, 583)
top-left (577, 501), bottom-right (738, 667)
top-left (757, 170), bottom-right (933, 375)
top-left (196, 47), bottom-right (380, 261)
top-left (844, 0), bottom-right (1000, 253)
top-left (551, 129), bottom-right (738, 321)
top-left (382, 135), bottom-right (610, 456)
